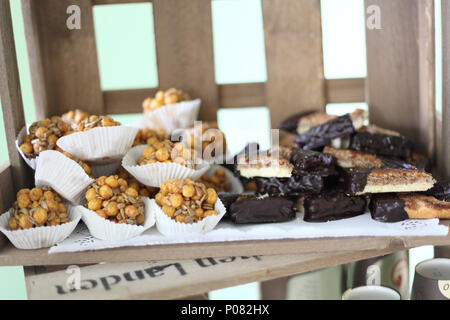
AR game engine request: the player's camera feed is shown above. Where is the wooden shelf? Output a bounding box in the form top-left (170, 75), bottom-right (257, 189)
top-left (25, 248), bottom-right (400, 300)
top-left (1, 220), bottom-right (450, 267)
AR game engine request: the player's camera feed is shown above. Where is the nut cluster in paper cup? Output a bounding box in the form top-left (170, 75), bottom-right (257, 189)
top-left (35, 150), bottom-right (94, 205)
top-left (152, 197), bottom-right (226, 236)
top-left (203, 165), bottom-right (244, 194)
top-left (89, 159), bottom-right (122, 178)
top-left (76, 197), bottom-right (155, 241)
top-left (0, 206), bottom-right (81, 249)
top-left (122, 145), bottom-right (211, 187)
top-left (56, 126), bottom-right (139, 162)
top-left (16, 126), bottom-right (37, 170)
top-left (135, 99), bottom-right (201, 135)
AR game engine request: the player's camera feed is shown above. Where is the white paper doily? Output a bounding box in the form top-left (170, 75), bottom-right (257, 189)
top-left (48, 212), bottom-right (448, 254)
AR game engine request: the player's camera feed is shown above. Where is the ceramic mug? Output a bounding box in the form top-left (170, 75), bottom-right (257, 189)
top-left (342, 285), bottom-right (401, 300)
top-left (411, 258), bottom-right (450, 300)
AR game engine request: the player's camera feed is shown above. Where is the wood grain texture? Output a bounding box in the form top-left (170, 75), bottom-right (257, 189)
top-left (152, 0), bottom-right (219, 121)
top-left (22, 0), bottom-right (103, 117)
top-left (325, 78), bottom-right (366, 103)
top-left (0, 161), bottom-right (15, 214)
top-left (1, 219), bottom-right (450, 266)
top-left (0, 0), bottom-right (32, 190)
top-left (104, 88), bottom-right (157, 114)
top-left (24, 249), bottom-right (400, 300)
top-left (441, 0), bottom-right (450, 179)
top-left (219, 82), bottom-right (266, 108)
top-left (262, 0), bottom-right (325, 128)
top-left (365, 0), bottom-right (435, 156)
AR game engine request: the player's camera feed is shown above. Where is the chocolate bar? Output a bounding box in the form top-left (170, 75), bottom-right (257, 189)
top-left (277, 110), bottom-right (316, 134)
top-left (294, 114), bottom-right (356, 150)
top-left (229, 194), bottom-right (296, 224)
top-left (289, 148), bottom-right (337, 176)
top-left (370, 193), bottom-right (450, 222)
top-left (342, 167), bottom-right (436, 195)
top-left (255, 175), bottom-right (324, 196)
top-left (349, 131), bottom-right (414, 158)
top-left (323, 147), bottom-right (417, 170)
top-left (218, 194), bottom-right (241, 219)
top-left (237, 153), bottom-right (293, 178)
top-left (299, 191), bottom-right (367, 222)
top-left (424, 180), bottom-right (450, 202)
top-left (297, 112), bottom-right (338, 135)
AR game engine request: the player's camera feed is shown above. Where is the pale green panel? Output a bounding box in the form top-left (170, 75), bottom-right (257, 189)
top-left (211, 0), bottom-right (267, 84)
top-left (217, 107), bottom-right (271, 156)
top-left (321, 0), bottom-right (367, 79)
top-left (108, 113), bottom-right (141, 126)
top-left (326, 102), bottom-right (368, 116)
top-left (0, 266), bottom-right (27, 300)
top-left (93, 3), bottom-right (158, 90)
top-left (209, 281), bottom-right (260, 300)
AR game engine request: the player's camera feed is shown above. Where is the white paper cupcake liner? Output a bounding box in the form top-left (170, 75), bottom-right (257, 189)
top-left (89, 159), bottom-right (122, 178)
top-left (135, 99), bottom-right (201, 135)
top-left (35, 150), bottom-right (95, 205)
top-left (56, 126), bottom-right (139, 162)
top-left (77, 197), bottom-right (155, 241)
top-left (204, 165), bottom-right (244, 194)
top-left (153, 198), bottom-right (226, 236)
top-left (122, 145), bottom-right (211, 187)
top-left (16, 125), bottom-right (37, 170)
top-left (0, 206), bottom-right (81, 249)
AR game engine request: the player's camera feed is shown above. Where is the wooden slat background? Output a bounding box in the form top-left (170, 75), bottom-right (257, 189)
top-left (152, 0), bottom-right (219, 122)
top-left (441, 0), bottom-right (450, 179)
top-left (365, 0), bottom-right (435, 156)
top-left (0, 0), bottom-right (31, 191)
top-left (262, 0), bottom-right (325, 127)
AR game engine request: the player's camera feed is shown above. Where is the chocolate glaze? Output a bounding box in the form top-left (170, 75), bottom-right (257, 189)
top-left (229, 195), bottom-right (296, 224)
top-left (277, 110), bottom-right (316, 134)
top-left (303, 191), bottom-right (366, 222)
top-left (341, 167), bottom-right (370, 195)
top-left (290, 148), bottom-right (337, 176)
top-left (424, 180), bottom-right (450, 202)
top-left (255, 175), bottom-right (324, 196)
top-left (350, 132), bottom-right (414, 158)
top-left (294, 115), bottom-right (355, 150)
top-left (380, 157), bottom-right (417, 170)
top-left (369, 193), bottom-right (409, 222)
top-left (218, 194), bottom-right (241, 219)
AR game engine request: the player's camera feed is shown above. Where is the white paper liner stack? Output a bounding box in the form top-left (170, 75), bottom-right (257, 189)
top-left (35, 150), bottom-right (94, 204)
top-left (0, 206), bottom-right (81, 249)
top-left (75, 197), bottom-right (155, 241)
top-left (135, 99), bottom-right (201, 135)
top-left (56, 126), bottom-right (139, 162)
top-left (153, 198), bottom-right (226, 236)
top-left (122, 145), bottom-right (211, 187)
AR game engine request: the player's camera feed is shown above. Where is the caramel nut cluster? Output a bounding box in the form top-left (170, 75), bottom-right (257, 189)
top-left (61, 109), bottom-right (89, 130)
top-left (137, 139), bottom-right (198, 169)
top-left (84, 175), bottom-right (145, 225)
top-left (116, 166), bottom-right (159, 198)
top-left (8, 187), bottom-right (69, 230)
top-left (133, 128), bottom-right (168, 147)
top-left (19, 117), bottom-right (71, 158)
top-left (183, 122), bottom-right (227, 158)
top-left (143, 88), bottom-right (191, 112)
top-left (155, 178), bottom-right (218, 224)
top-left (62, 151), bottom-right (92, 177)
top-left (197, 167), bottom-right (231, 192)
top-left (75, 115), bottom-right (120, 131)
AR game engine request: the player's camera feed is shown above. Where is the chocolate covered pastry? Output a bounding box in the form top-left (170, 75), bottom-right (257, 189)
top-left (236, 152), bottom-right (293, 178)
top-left (342, 168), bottom-right (435, 195)
top-left (277, 110), bottom-right (316, 134)
top-left (298, 191), bottom-right (367, 222)
top-left (424, 180), bottom-right (450, 202)
top-left (229, 194), bottom-right (296, 224)
top-left (349, 131), bottom-right (414, 158)
top-left (370, 193), bottom-right (450, 222)
top-left (294, 114), bottom-right (356, 150)
top-left (254, 175), bottom-right (324, 196)
top-left (289, 148), bottom-right (336, 176)
top-left (297, 112), bottom-right (338, 135)
top-left (218, 194), bottom-right (241, 217)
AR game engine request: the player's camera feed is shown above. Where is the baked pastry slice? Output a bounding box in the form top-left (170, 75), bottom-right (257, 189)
top-left (236, 152), bottom-right (293, 178)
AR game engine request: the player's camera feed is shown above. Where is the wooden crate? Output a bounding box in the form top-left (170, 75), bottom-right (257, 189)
top-left (0, 0), bottom-right (449, 287)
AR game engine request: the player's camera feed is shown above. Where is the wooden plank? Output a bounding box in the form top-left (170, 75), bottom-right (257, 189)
top-left (1, 219), bottom-right (450, 266)
top-left (25, 249), bottom-right (397, 300)
top-left (365, 0), bottom-right (435, 156)
top-left (262, 0), bottom-right (325, 128)
top-left (152, 0), bottom-right (219, 121)
top-left (103, 78), bottom-right (366, 114)
top-left (441, 0), bottom-right (450, 179)
top-left (0, 0), bottom-right (32, 190)
top-left (325, 78), bottom-right (366, 104)
top-left (0, 161), bottom-right (15, 214)
top-left (103, 88), bottom-right (158, 114)
top-left (21, 0), bottom-right (104, 117)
